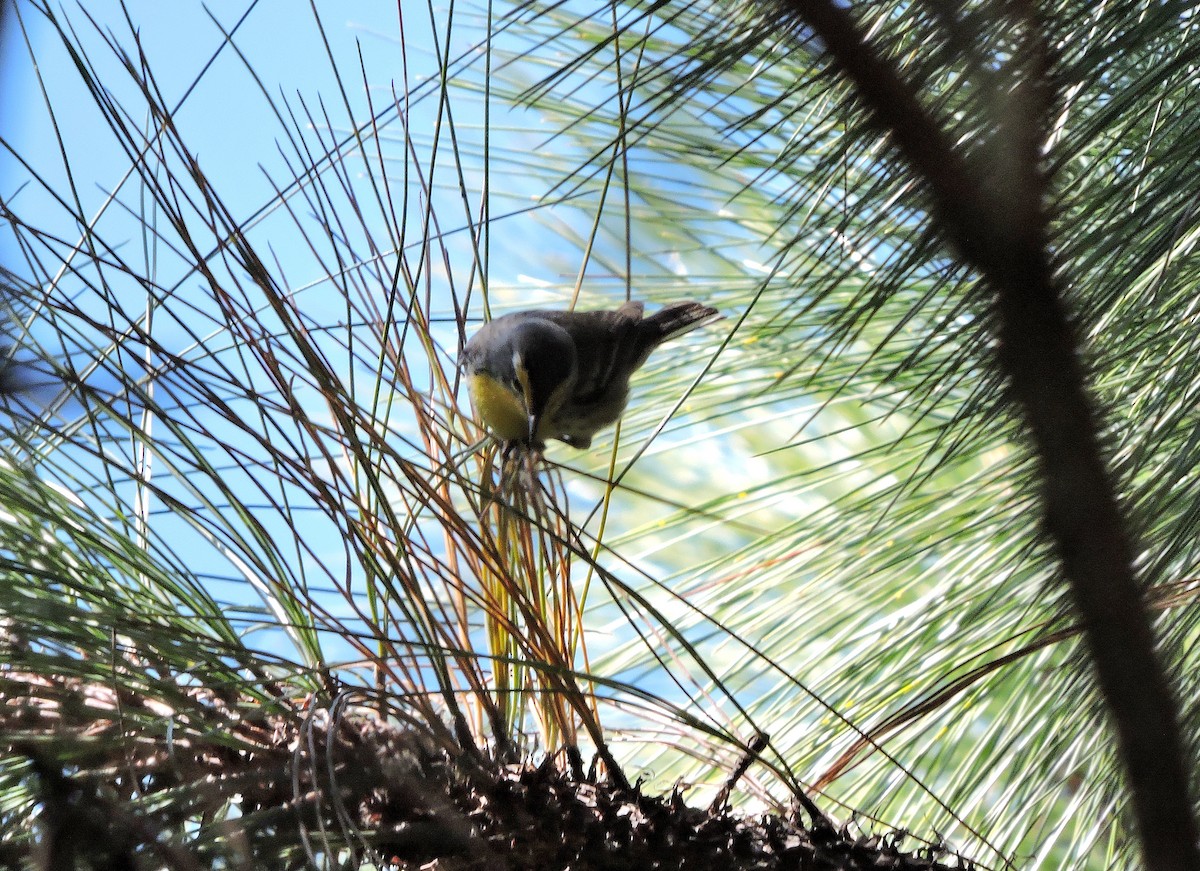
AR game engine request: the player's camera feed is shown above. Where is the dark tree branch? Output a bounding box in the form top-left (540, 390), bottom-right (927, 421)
top-left (760, 1), bottom-right (1200, 867)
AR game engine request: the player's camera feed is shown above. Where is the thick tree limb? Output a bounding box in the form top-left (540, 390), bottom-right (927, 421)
top-left (763, 1), bottom-right (1200, 867)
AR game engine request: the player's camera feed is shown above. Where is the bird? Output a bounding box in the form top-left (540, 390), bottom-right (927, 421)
top-left (460, 300), bottom-right (720, 449)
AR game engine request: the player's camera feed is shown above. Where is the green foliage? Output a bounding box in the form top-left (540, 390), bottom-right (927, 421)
top-left (1, 0), bottom-right (1198, 868)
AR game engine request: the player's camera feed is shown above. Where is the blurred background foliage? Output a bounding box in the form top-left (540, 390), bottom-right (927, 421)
top-left (1, 0), bottom-right (1198, 868)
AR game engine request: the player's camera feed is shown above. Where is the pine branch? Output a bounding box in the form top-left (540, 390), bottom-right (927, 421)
top-left (756, 1), bottom-right (1200, 867)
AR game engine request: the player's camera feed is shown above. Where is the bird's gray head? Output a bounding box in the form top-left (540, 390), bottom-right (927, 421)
top-left (509, 319), bottom-right (577, 441)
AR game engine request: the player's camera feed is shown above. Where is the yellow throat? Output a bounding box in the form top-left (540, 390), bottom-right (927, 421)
top-left (468, 372), bottom-right (532, 442)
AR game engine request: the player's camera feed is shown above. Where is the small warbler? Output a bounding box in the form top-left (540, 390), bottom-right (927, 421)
top-left (461, 300), bottom-right (720, 449)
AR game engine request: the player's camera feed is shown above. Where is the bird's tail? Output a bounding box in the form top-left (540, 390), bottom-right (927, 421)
top-left (643, 301), bottom-right (722, 342)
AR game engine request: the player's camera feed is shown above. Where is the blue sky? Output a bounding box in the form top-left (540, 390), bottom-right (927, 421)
top-left (3, 3), bottom-right (424, 270)
top-left (0, 1), bottom-right (733, 668)
top-left (0, 1), bottom-right (494, 661)
top-left (0, 0), bottom-right (775, 690)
